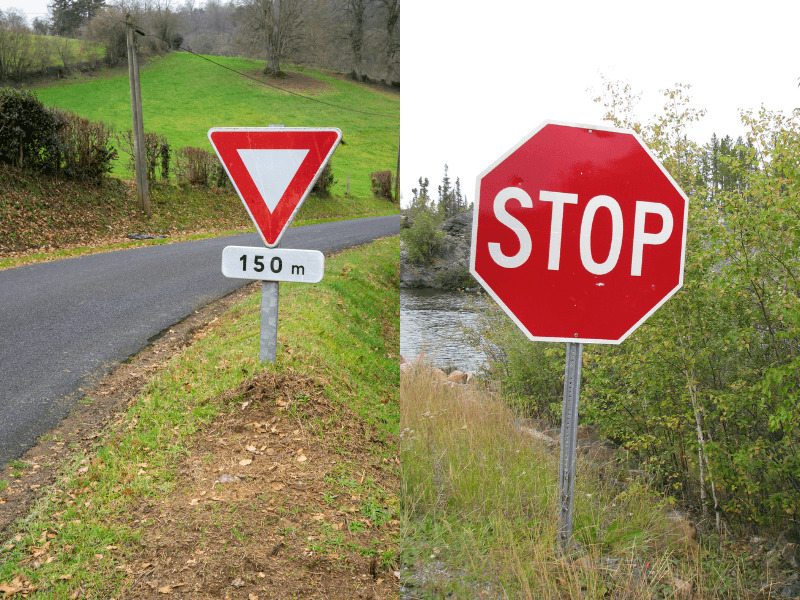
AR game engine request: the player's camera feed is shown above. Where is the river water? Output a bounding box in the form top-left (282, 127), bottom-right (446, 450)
top-left (400, 288), bottom-right (488, 372)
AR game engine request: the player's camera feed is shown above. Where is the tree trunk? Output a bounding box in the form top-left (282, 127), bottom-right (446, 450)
top-left (268, 0), bottom-right (280, 74)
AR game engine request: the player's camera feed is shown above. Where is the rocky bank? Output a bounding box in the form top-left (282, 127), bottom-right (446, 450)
top-left (400, 210), bottom-right (475, 289)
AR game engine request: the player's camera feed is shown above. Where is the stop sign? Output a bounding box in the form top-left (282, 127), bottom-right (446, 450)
top-left (470, 121), bottom-right (688, 344)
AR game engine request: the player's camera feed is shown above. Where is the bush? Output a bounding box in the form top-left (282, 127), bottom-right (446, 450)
top-left (0, 88), bottom-right (60, 174)
top-left (176, 146), bottom-right (217, 186)
top-left (53, 109), bottom-right (117, 182)
top-left (311, 160), bottom-right (336, 197)
top-left (370, 169), bottom-right (394, 201)
top-left (400, 209), bottom-right (443, 265)
top-left (144, 131), bottom-right (168, 183)
top-left (117, 129), bottom-right (171, 182)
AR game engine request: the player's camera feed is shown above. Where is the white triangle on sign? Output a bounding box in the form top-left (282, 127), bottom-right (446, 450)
top-left (237, 148), bottom-right (310, 212)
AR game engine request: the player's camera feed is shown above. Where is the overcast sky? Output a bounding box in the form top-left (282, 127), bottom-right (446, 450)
top-left (0, 1), bottom-right (49, 22)
top-left (400, 0), bottom-right (800, 206)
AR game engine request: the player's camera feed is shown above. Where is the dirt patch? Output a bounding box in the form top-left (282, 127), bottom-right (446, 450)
top-left (244, 69), bottom-right (333, 95)
top-left (0, 283), bottom-right (261, 538)
top-left (117, 370), bottom-right (399, 600)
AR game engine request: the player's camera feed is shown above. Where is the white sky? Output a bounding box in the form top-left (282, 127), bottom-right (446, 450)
top-left (400, 0), bottom-right (800, 206)
top-left (0, 1), bottom-right (49, 22)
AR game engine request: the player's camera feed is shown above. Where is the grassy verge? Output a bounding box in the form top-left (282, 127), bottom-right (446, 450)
top-left (0, 237), bottom-right (400, 598)
top-left (399, 363), bottom-right (766, 599)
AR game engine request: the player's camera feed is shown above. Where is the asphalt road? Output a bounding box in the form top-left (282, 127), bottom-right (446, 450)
top-left (0, 214), bottom-right (400, 468)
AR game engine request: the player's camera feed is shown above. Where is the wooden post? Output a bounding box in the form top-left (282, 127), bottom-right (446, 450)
top-left (126, 14), bottom-right (150, 217)
top-left (395, 134), bottom-right (400, 203)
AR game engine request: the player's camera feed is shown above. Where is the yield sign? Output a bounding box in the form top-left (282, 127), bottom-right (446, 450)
top-left (208, 127), bottom-right (342, 246)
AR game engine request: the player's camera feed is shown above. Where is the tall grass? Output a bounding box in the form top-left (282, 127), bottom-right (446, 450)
top-left (400, 362), bottom-right (757, 599)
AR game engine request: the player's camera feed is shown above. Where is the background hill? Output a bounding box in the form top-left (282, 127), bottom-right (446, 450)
top-left (33, 51), bottom-right (399, 198)
top-left (0, 50), bottom-right (399, 262)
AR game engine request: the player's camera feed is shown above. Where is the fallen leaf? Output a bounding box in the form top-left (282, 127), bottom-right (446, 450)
top-left (158, 582), bottom-right (186, 593)
top-left (239, 458), bottom-right (253, 467)
top-left (297, 455), bottom-right (307, 463)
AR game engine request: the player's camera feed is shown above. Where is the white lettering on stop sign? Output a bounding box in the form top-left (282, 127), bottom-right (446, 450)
top-left (490, 187), bottom-right (674, 276)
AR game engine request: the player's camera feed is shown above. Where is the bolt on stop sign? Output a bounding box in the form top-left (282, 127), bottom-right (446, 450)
top-left (470, 121), bottom-right (688, 344)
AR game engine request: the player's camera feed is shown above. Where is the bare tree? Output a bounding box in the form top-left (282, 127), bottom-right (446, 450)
top-left (237, 0), bottom-right (306, 75)
top-left (0, 9), bottom-right (34, 80)
top-left (343, 0), bottom-right (365, 80)
top-left (378, 0), bottom-right (397, 85)
top-left (84, 5), bottom-right (128, 65)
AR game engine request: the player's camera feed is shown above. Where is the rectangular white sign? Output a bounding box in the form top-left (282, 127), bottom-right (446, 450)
top-left (221, 246), bottom-right (324, 283)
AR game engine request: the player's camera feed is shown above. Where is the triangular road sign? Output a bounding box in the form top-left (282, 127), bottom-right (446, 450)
top-left (208, 127), bottom-right (342, 247)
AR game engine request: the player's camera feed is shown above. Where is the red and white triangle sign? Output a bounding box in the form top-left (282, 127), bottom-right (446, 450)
top-left (208, 127), bottom-right (342, 247)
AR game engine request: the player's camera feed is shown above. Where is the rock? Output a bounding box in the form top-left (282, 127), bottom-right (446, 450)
top-left (512, 419), bottom-right (558, 448)
top-left (781, 580), bottom-right (800, 598)
top-left (431, 368), bottom-right (447, 381)
top-left (775, 530), bottom-right (800, 570)
top-left (447, 370), bottom-right (468, 384)
top-left (666, 511), bottom-right (698, 553)
top-left (673, 577), bottom-right (694, 599)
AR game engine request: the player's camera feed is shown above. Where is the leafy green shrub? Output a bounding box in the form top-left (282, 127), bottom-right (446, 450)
top-left (400, 209), bottom-right (443, 265)
top-left (0, 88), bottom-right (60, 174)
top-left (160, 139), bottom-right (171, 180)
top-left (312, 161), bottom-right (336, 197)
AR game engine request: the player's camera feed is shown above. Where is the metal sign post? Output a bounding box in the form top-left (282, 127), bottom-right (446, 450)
top-left (219, 244), bottom-right (326, 363)
top-left (260, 280), bottom-right (279, 362)
top-left (557, 341), bottom-right (583, 554)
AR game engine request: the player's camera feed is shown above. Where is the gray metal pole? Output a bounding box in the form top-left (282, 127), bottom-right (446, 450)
top-left (557, 341), bottom-right (583, 554)
top-left (260, 281), bottom-right (279, 362)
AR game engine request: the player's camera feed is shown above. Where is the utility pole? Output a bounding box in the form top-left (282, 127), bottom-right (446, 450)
top-left (126, 14), bottom-right (150, 217)
top-left (395, 134), bottom-right (400, 203)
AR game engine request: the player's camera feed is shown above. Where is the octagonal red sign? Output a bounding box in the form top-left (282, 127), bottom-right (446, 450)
top-left (470, 121), bottom-right (688, 344)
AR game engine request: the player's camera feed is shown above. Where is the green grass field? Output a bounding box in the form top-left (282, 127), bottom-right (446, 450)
top-left (33, 52), bottom-right (399, 198)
